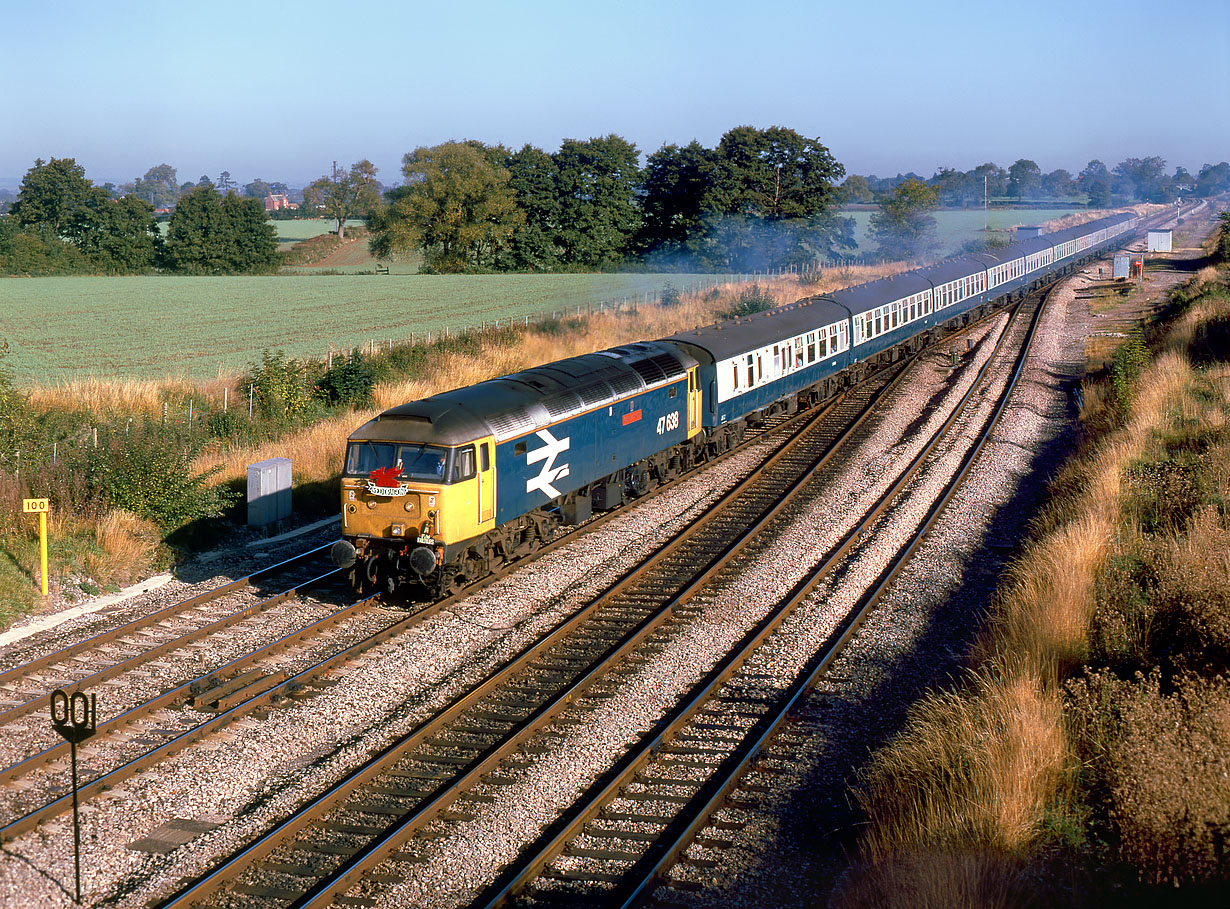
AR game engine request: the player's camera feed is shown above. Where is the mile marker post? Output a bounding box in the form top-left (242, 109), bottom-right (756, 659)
top-left (22, 498), bottom-right (49, 596)
top-left (50, 689), bottom-right (98, 904)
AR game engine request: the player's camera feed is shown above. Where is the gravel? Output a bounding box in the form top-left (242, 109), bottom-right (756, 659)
top-left (2, 214), bottom-right (1208, 908)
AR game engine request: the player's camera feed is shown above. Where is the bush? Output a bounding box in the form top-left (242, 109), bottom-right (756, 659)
top-left (718, 283), bottom-right (776, 320)
top-left (1109, 336), bottom-right (1149, 412)
top-left (205, 408), bottom-right (255, 442)
top-left (660, 283), bottom-right (683, 307)
top-left (1068, 669), bottom-right (1230, 888)
top-left (316, 352), bottom-right (375, 407)
top-left (242, 349), bottom-right (315, 423)
top-left (85, 432), bottom-right (237, 532)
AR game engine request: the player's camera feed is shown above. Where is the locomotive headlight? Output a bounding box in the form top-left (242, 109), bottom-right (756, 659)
top-left (404, 501), bottom-right (415, 512)
top-left (366, 500), bottom-right (376, 510)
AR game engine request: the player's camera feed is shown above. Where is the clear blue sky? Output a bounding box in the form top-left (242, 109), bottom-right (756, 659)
top-left (2, 0), bottom-right (1226, 188)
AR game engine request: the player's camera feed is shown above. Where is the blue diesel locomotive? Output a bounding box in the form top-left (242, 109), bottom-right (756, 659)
top-left (332, 212), bottom-right (1137, 595)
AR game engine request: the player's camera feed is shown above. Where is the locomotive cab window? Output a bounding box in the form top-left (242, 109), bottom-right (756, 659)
top-left (453, 445), bottom-right (477, 482)
top-left (345, 441), bottom-right (450, 482)
top-left (480, 443), bottom-right (490, 472)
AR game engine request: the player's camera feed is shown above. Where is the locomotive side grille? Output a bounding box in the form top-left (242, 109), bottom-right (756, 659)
top-left (489, 408), bottom-right (536, 441)
top-left (542, 391), bottom-right (584, 420)
top-left (607, 371), bottom-right (643, 398)
top-left (575, 381), bottom-right (615, 408)
top-left (628, 358), bottom-right (667, 385)
top-left (648, 351), bottom-right (686, 378)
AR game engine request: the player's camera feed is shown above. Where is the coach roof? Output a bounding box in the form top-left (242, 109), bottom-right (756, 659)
top-left (665, 297), bottom-right (851, 361)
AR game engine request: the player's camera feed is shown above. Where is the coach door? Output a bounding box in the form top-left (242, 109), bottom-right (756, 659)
top-left (477, 440), bottom-right (495, 525)
top-left (686, 368), bottom-right (701, 436)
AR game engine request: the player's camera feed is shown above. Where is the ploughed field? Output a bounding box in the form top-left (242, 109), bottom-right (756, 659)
top-left (0, 273), bottom-right (718, 383)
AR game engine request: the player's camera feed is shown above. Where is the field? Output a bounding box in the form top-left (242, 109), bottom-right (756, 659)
top-left (844, 208), bottom-right (1078, 255)
top-left (0, 273), bottom-right (727, 383)
top-left (156, 218), bottom-right (362, 241)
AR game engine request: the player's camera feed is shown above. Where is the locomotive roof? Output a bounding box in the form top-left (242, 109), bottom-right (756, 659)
top-left (665, 297), bottom-right (851, 361)
top-left (349, 340), bottom-right (697, 445)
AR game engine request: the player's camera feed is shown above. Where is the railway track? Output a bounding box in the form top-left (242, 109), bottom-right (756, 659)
top-left (148, 353), bottom-right (926, 908)
top-left (478, 288), bottom-right (1050, 908)
top-left (0, 362), bottom-right (867, 861)
top-left (1, 286), bottom-right (1035, 906)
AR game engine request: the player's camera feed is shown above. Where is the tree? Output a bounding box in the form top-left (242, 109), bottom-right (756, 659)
top-left (1007, 159), bottom-right (1042, 200)
top-left (131, 164), bottom-right (179, 208)
top-left (73, 191), bottom-right (159, 271)
top-left (700, 125), bottom-right (849, 269)
top-left (161, 185), bottom-right (277, 274)
top-left (869, 177), bottom-right (938, 261)
top-left (8, 158), bottom-right (157, 273)
top-left (369, 141), bottom-right (523, 272)
top-left (553, 135), bottom-right (642, 268)
top-left (1041, 168), bottom-right (1075, 199)
top-left (636, 140), bottom-right (717, 265)
top-left (1195, 162), bottom-right (1230, 198)
top-left (1079, 160), bottom-right (1112, 207)
top-left (10, 158), bottom-right (95, 236)
top-left (302, 160), bottom-right (381, 239)
top-left (503, 144), bottom-right (563, 270)
top-left (929, 167), bottom-right (978, 207)
top-left (1113, 157), bottom-right (1170, 202)
top-left (971, 162), bottom-right (1007, 199)
top-left (217, 171), bottom-right (237, 194)
top-left (840, 174), bottom-right (875, 204)
top-left (243, 178), bottom-right (272, 199)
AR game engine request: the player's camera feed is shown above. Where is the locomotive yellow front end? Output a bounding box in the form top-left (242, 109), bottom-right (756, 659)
top-left (331, 403), bottom-right (496, 596)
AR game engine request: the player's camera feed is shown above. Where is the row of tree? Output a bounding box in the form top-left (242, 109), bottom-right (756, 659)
top-left (845, 158), bottom-right (1230, 208)
top-left (362, 126), bottom-right (853, 273)
top-left (5, 142), bottom-right (1229, 276)
top-left (0, 159), bottom-right (278, 275)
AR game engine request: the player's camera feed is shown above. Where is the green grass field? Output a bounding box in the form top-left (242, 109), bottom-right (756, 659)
top-left (845, 208), bottom-right (1077, 255)
top-left (0, 273), bottom-right (723, 383)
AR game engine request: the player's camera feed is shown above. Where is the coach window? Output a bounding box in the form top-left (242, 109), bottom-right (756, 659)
top-left (731, 363), bottom-right (739, 390)
top-left (807, 334), bottom-right (816, 362)
top-left (746, 354), bottom-right (754, 386)
top-left (453, 445), bottom-right (477, 482)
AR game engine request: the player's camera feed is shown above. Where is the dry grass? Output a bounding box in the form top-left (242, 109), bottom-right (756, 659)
top-left (832, 850), bottom-right (1034, 909)
top-left (855, 670), bottom-right (1068, 858)
top-left (1040, 205), bottom-right (1163, 233)
top-left (27, 375), bottom-right (235, 415)
top-left (86, 509), bottom-right (163, 585)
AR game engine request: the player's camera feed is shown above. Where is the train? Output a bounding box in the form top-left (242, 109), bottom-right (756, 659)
top-left (330, 212), bottom-right (1138, 596)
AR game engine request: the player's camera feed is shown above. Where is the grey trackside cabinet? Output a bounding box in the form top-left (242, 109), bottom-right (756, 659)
top-left (248, 457), bottom-right (292, 527)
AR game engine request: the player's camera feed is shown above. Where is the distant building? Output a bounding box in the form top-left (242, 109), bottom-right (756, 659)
top-left (265, 193), bottom-right (299, 212)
